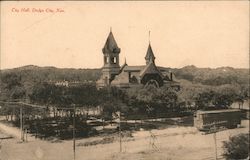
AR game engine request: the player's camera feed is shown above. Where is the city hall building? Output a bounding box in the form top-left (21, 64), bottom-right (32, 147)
top-left (97, 31), bottom-right (179, 89)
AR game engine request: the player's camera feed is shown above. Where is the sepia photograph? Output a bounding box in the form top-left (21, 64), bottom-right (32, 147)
top-left (0, 1), bottom-right (249, 160)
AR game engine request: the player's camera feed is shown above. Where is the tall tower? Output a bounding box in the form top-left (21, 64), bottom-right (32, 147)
top-left (101, 30), bottom-right (121, 85)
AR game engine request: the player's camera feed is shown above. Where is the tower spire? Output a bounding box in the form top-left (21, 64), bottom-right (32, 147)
top-left (145, 31), bottom-right (155, 65)
top-left (102, 29), bottom-right (120, 54)
top-left (149, 30), bottom-right (151, 44)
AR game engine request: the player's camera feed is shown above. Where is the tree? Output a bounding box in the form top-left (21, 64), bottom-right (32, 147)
top-left (195, 84), bottom-right (240, 110)
top-left (67, 84), bottom-right (101, 118)
top-left (1, 73), bottom-right (26, 101)
top-left (9, 86), bottom-right (26, 100)
top-left (1, 73), bottom-right (22, 90)
top-left (195, 90), bottom-right (216, 109)
top-left (125, 85), bottom-right (179, 118)
top-left (212, 94), bottom-right (234, 108)
top-left (98, 86), bottom-right (126, 121)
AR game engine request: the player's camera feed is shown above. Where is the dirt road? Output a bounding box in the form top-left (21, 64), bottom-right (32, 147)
top-left (0, 120), bottom-right (248, 160)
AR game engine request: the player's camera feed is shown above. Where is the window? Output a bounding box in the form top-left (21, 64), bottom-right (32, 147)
top-left (110, 57), bottom-right (114, 64)
top-left (104, 77), bottom-right (108, 84)
top-left (104, 56), bottom-right (117, 64)
top-left (104, 57), bottom-right (107, 64)
top-left (104, 57), bottom-right (109, 64)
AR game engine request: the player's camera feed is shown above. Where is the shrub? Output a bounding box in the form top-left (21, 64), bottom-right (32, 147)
top-left (223, 133), bottom-right (249, 160)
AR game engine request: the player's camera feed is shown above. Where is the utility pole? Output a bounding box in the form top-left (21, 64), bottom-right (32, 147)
top-left (20, 106), bottom-right (24, 141)
top-left (118, 112), bottom-right (122, 152)
top-left (73, 104), bottom-right (76, 160)
top-left (213, 131), bottom-right (217, 160)
top-left (212, 123), bottom-right (218, 160)
top-left (22, 107), bottom-right (25, 142)
top-left (214, 131), bottom-right (217, 160)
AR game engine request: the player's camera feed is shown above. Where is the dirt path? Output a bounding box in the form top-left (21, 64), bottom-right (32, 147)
top-left (0, 122), bottom-right (21, 138)
top-left (0, 121), bottom-right (37, 142)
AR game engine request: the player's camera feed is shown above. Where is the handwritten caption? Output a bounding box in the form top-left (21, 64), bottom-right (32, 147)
top-left (11, 8), bottom-right (65, 13)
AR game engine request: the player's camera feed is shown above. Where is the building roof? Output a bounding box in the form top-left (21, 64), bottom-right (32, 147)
top-left (120, 62), bottom-right (128, 72)
top-left (111, 69), bottom-right (130, 85)
top-left (139, 61), bottom-right (164, 78)
top-left (122, 65), bottom-right (170, 72)
top-left (145, 43), bottom-right (155, 62)
top-left (123, 65), bottom-right (145, 72)
top-left (102, 31), bottom-right (120, 54)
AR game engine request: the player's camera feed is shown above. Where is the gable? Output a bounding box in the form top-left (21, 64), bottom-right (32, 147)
top-left (139, 62), bottom-right (164, 78)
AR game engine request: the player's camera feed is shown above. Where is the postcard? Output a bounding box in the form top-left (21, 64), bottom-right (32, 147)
top-left (0, 1), bottom-right (249, 160)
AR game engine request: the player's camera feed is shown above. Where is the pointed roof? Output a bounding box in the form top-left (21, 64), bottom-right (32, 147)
top-left (145, 43), bottom-right (155, 62)
top-left (102, 31), bottom-right (120, 54)
top-left (139, 61), bottom-right (164, 78)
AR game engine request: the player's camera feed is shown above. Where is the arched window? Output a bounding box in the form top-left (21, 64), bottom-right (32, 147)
top-left (141, 74), bottom-right (163, 87)
top-left (145, 80), bottom-right (159, 88)
top-left (129, 75), bottom-right (138, 84)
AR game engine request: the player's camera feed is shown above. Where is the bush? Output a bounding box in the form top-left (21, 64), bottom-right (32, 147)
top-left (223, 133), bottom-right (249, 160)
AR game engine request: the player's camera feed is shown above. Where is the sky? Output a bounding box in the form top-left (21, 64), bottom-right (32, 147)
top-left (0, 1), bottom-right (249, 69)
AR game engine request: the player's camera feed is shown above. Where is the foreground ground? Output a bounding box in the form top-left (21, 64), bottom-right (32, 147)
top-left (0, 120), bottom-right (249, 160)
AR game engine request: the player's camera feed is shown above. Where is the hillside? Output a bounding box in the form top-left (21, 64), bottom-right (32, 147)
top-left (0, 65), bottom-right (102, 83)
top-left (172, 65), bottom-right (249, 86)
top-left (0, 65), bottom-right (248, 86)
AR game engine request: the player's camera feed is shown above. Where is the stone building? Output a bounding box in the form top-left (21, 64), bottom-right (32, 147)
top-left (96, 31), bottom-right (179, 89)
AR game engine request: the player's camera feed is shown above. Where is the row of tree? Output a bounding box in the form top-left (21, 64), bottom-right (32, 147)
top-left (179, 80), bottom-right (248, 109)
top-left (0, 71), bottom-right (249, 120)
top-left (27, 82), bottom-right (247, 119)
